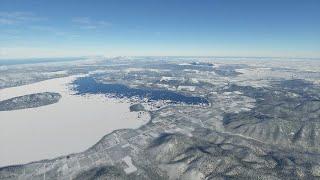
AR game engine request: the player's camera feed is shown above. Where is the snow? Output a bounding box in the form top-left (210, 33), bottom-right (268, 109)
top-left (41, 70), bottom-right (68, 76)
top-left (177, 86), bottom-right (196, 91)
top-left (160, 76), bottom-right (175, 81)
top-left (0, 75), bottom-right (150, 167)
top-left (178, 63), bottom-right (191, 66)
top-left (122, 156), bottom-right (137, 174)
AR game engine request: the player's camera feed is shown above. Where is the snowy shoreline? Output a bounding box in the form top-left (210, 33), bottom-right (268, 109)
top-left (0, 75), bottom-right (150, 167)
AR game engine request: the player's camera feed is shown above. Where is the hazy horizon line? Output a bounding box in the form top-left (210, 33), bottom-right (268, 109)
top-left (1, 55), bottom-right (320, 61)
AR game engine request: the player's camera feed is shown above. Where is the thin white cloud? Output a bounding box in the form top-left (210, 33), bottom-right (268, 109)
top-left (28, 25), bottom-right (66, 36)
top-left (97, 21), bottom-right (112, 26)
top-left (0, 18), bottom-right (15, 25)
top-left (0, 12), bottom-right (45, 25)
top-left (72, 17), bottom-right (91, 24)
top-left (72, 17), bottom-right (112, 29)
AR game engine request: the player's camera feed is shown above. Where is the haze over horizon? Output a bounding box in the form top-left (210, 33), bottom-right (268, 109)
top-left (0, 0), bottom-right (319, 59)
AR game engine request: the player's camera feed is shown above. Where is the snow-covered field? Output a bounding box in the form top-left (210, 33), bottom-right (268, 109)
top-left (0, 76), bottom-right (150, 167)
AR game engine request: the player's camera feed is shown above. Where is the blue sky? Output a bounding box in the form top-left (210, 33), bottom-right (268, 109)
top-left (0, 0), bottom-right (319, 58)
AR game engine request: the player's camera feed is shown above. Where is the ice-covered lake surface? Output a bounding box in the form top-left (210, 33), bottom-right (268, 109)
top-left (0, 76), bottom-right (150, 167)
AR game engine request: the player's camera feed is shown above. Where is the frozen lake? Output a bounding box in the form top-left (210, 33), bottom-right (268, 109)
top-left (0, 76), bottom-right (150, 167)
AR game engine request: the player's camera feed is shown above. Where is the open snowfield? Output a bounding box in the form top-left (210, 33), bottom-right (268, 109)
top-left (0, 76), bottom-right (150, 167)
